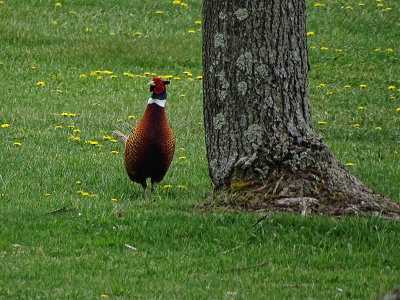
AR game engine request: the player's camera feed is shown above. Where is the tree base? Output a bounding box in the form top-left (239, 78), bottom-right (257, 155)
top-left (201, 174), bottom-right (400, 219)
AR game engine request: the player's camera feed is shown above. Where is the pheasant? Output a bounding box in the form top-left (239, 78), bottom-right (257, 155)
top-left (112, 78), bottom-right (175, 198)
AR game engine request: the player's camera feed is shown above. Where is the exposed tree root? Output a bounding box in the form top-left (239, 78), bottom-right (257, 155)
top-left (201, 172), bottom-right (400, 220)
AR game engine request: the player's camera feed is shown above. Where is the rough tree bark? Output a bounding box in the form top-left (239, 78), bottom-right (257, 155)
top-left (202, 0), bottom-right (400, 216)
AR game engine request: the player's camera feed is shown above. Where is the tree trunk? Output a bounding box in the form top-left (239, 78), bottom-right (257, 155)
top-left (202, 0), bottom-right (400, 216)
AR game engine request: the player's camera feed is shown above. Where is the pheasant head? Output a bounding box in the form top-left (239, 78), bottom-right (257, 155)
top-left (148, 78), bottom-right (170, 100)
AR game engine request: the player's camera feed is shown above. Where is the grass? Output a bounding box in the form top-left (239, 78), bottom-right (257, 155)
top-left (0, 0), bottom-right (399, 299)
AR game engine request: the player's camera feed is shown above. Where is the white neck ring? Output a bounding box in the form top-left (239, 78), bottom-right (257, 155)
top-left (147, 97), bottom-right (166, 107)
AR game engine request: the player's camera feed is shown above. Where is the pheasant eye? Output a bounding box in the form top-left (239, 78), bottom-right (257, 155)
top-left (154, 85), bottom-right (165, 94)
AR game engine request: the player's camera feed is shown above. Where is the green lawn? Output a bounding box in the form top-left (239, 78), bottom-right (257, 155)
top-left (0, 0), bottom-right (399, 299)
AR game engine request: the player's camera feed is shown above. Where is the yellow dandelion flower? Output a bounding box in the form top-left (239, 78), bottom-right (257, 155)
top-left (345, 6), bottom-right (352, 9)
top-left (179, 156), bottom-right (187, 159)
top-left (110, 139), bottom-right (118, 143)
top-left (55, 125), bottom-right (62, 129)
top-left (44, 193), bottom-right (51, 197)
top-left (353, 124), bottom-right (360, 128)
top-left (37, 81), bottom-right (45, 87)
top-left (101, 295), bottom-right (109, 298)
top-left (188, 30), bottom-right (195, 34)
top-left (377, 3), bottom-right (383, 7)
top-left (375, 126), bottom-right (382, 130)
top-left (196, 76), bottom-right (203, 80)
top-left (172, 0), bottom-right (181, 4)
top-left (103, 135), bottom-right (111, 140)
top-left (179, 94), bottom-right (186, 97)
top-left (73, 137), bottom-right (80, 141)
top-left (345, 163), bottom-right (355, 166)
top-left (73, 129), bottom-right (81, 133)
top-left (68, 113), bottom-right (76, 117)
top-left (336, 49), bottom-right (343, 52)
top-left (128, 115), bottom-right (135, 119)
top-left (195, 21), bottom-right (201, 25)
top-left (317, 121), bottom-right (326, 125)
top-left (344, 84), bottom-right (351, 88)
top-left (307, 32), bottom-right (315, 36)
top-left (314, 3), bottom-right (325, 7)
top-left (326, 92), bottom-right (333, 95)
top-left (85, 27), bottom-right (92, 32)
top-left (55, 2), bottom-right (61, 6)
top-left (155, 10), bottom-right (163, 14)
top-left (320, 46), bottom-right (328, 50)
top-left (375, 48), bottom-right (381, 52)
top-left (163, 185), bottom-right (172, 188)
top-left (56, 89), bottom-right (63, 94)
top-left (51, 20), bottom-right (57, 25)
top-left (198, 122), bottom-right (203, 125)
top-left (67, 125), bottom-right (74, 128)
top-left (388, 86), bottom-right (396, 90)
top-left (79, 74), bottom-right (86, 78)
top-left (117, 119), bottom-right (123, 123)
top-left (111, 150), bottom-right (118, 154)
top-left (387, 48), bottom-right (393, 52)
top-left (177, 185), bottom-right (185, 189)
top-left (93, 102), bottom-right (100, 106)
top-left (132, 32), bottom-right (142, 36)
top-left (178, 147), bottom-right (185, 151)
top-left (1, 123), bottom-right (10, 128)
top-left (359, 84), bottom-right (367, 88)
top-left (396, 108), bottom-right (400, 111)
top-left (111, 198), bottom-right (117, 202)
top-left (14, 142), bottom-right (22, 146)
top-left (76, 181), bottom-right (82, 185)
top-left (76, 190), bottom-right (83, 194)
top-left (181, 2), bottom-right (188, 7)
top-left (359, 3), bottom-right (365, 6)
top-left (358, 106), bottom-right (365, 110)
top-left (89, 194), bottom-right (98, 198)
top-left (82, 192), bottom-right (89, 196)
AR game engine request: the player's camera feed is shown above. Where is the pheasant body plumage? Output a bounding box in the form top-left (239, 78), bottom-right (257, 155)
top-left (113, 78), bottom-right (175, 197)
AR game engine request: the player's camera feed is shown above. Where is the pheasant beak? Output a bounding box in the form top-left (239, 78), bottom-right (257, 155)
top-left (148, 80), bottom-right (156, 92)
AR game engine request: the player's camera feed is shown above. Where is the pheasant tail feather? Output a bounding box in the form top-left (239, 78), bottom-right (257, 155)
top-left (112, 130), bottom-right (128, 148)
